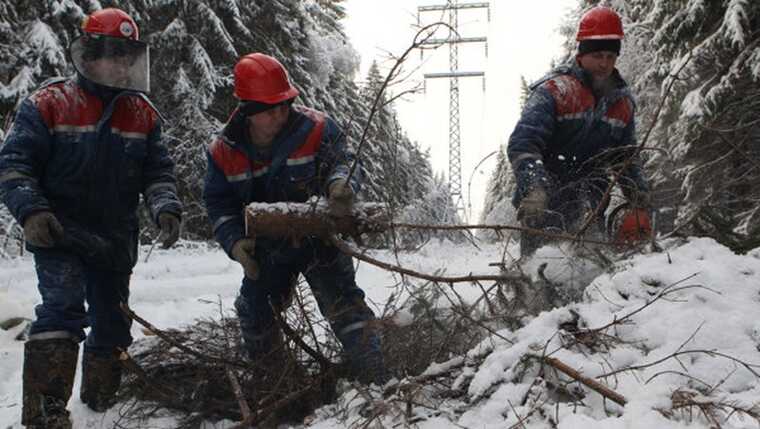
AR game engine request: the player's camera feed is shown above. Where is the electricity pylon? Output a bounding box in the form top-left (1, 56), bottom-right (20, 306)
top-left (418, 0), bottom-right (489, 213)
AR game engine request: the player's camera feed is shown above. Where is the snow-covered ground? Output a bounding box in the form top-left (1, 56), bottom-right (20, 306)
top-left (2, 237), bottom-right (760, 428)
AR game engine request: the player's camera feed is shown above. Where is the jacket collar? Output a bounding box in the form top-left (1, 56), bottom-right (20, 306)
top-left (220, 107), bottom-right (304, 161)
top-left (76, 73), bottom-right (122, 104)
top-left (567, 60), bottom-right (628, 91)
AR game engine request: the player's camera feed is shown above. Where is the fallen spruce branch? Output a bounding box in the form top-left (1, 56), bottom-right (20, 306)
top-left (118, 310), bottom-right (330, 427)
top-left (120, 302), bottom-right (246, 369)
top-left (659, 388), bottom-right (760, 428)
top-left (116, 347), bottom-right (180, 402)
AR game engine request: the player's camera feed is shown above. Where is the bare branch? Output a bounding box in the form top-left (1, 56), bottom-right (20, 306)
top-left (330, 235), bottom-right (522, 283)
top-left (542, 356), bottom-right (627, 406)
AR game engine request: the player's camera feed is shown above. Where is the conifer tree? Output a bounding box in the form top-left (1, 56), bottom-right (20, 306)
top-left (609, 0), bottom-right (760, 251)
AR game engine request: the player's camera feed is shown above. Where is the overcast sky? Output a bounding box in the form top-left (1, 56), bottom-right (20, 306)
top-left (342, 0), bottom-right (576, 222)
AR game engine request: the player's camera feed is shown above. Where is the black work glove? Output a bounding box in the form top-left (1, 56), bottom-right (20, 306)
top-left (328, 179), bottom-right (354, 217)
top-left (519, 187), bottom-right (548, 222)
top-left (231, 238), bottom-right (259, 280)
top-left (23, 211), bottom-right (64, 247)
top-left (158, 213), bottom-right (181, 249)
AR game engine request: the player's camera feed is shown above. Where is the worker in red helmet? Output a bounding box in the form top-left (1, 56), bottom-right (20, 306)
top-left (507, 6), bottom-right (651, 257)
top-left (0, 8), bottom-right (182, 427)
top-left (70, 8), bottom-right (150, 93)
top-left (203, 53), bottom-right (387, 385)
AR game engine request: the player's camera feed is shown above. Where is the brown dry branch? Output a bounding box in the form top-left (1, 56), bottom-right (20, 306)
top-left (541, 356), bottom-right (627, 407)
top-left (391, 222), bottom-right (617, 247)
top-left (226, 368), bottom-right (252, 423)
top-left (663, 388), bottom-right (760, 428)
top-left (575, 52), bottom-right (694, 239)
top-left (296, 287), bottom-right (325, 357)
top-left (331, 235), bottom-right (522, 283)
top-left (272, 302), bottom-right (334, 371)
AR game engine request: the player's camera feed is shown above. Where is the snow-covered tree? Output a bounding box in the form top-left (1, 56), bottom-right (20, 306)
top-left (479, 146), bottom-right (516, 241)
top-left (357, 61), bottom-right (432, 210)
top-left (397, 172), bottom-right (464, 247)
top-left (602, 0), bottom-right (760, 251)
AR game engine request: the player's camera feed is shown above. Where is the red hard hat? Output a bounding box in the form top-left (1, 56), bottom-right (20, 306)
top-left (81, 8), bottom-right (139, 41)
top-left (234, 53), bottom-right (299, 104)
top-left (609, 207), bottom-right (652, 244)
top-left (576, 6), bottom-right (624, 41)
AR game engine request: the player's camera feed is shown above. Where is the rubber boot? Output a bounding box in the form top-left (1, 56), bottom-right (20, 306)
top-left (22, 338), bottom-right (78, 429)
top-left (341, 326), bottom-right (388, 386)
top-left (80, 350), bottom-right (123, 412)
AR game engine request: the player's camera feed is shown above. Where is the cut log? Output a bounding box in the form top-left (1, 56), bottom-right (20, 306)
top-left (244, 201), bottom-right (389, 240)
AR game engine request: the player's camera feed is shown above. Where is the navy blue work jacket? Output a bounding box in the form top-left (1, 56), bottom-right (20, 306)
top-left (508, 62), bottom-right (648, 206)
top-left (0, 77), bottom-right (182, 270)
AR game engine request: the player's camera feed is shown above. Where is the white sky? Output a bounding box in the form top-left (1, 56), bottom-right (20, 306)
top-left (342, 0), bottom-right (576, 222)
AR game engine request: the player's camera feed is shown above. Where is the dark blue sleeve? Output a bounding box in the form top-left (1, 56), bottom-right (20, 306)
top-left (320, 117), bottom-right (361, 194)
top-left (202, 149), bottom-right (245, 257)
top-left (507, 86), bottom-right (557, 167)
top-left (507, 86), bottom-right (556, 206)
top-left (0, 98), bottom-right (53, 224)
top-left (142, 122), bottom-right (182, 223)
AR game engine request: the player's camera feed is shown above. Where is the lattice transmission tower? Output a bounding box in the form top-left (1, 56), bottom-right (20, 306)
top-left (418, 0), bottom-right (489, 213)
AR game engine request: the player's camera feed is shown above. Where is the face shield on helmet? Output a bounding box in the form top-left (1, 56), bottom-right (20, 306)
top-left (71, 34), bottom-right (150, 93)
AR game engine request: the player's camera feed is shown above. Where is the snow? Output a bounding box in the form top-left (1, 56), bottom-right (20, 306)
top-left (680, 87), bottom-right (705, 118)
top-left (0, 66), bottom-right (37, 101)
top-left (1, 237), bottom-right (760, 428)
top-left (306, 28), bottom-right (361, 91)
top-left (722, 0), bottom-right (750, 48)
top-left (24, 20), bottom-right (66, 74)
top-left (751, 47), bottom-right (760, 80)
